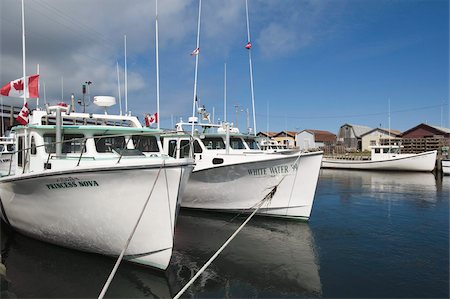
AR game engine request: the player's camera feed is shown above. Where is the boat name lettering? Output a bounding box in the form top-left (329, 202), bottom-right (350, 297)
top-left (46, 180), bottom-right (100, 189)
top-left (248, 165), bottom-right (294, 176)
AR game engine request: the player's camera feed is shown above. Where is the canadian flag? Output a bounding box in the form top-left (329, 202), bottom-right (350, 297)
top-left (190, 47), bottom-right (200, 56)
top-left (245, 42), bottom-right (252, 49)
top-left (145, 113), bottom-right (158, 127)
top-left (0, 74), bottom-right (39, 98)
top-left (16, 102), bottom-right (29, 125)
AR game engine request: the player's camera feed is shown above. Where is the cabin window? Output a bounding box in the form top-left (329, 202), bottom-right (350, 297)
top-left (202, 137), bottom-right (225, 150)
top-left (193, 140), bottom-right (203, 153)
top-left (230, 138), bottom-right (245, 149)
top-left (95, 135), bottom-right (125, 153)
top-left (44, 134), bottom-right (85, 153)
top-left (18, 136), bottom-right (23, 167)
top-left (168, 140), bottom-right (177, 158)
top-left (370, 140), bottom-right (376, 146)
top-left (133, 136), bottom-right (159, 152)
top-left (180, 140), bottom-right (190, 158)
top-left (31, 136), bottom-right (37, 155)
top-left (375, 148), bottom-right (380, 154)
top-left (244, 138), bottom-right (260, 150)
top-left (6, 144), bottom-right (14, 152)
top-left (383, 148), bottom-right (389, 154)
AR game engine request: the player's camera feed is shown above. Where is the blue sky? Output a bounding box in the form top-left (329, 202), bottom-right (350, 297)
top-left (1, 0), bottom-right (448, 134)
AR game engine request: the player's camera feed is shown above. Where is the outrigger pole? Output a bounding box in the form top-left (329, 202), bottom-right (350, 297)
top-left (245, 0), bottom-right (257, 136)
top-left (191, 0), bottom-right (202, 135)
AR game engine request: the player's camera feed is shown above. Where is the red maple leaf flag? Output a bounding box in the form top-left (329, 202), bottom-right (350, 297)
top-left (1, 74), bottom-right (39, 98)
top-left (16, 102), bottom-right (29, 126)
top-left (145, 113), bottom-right (158, 127)
top-left (245, 42), bottom-right (252, 49)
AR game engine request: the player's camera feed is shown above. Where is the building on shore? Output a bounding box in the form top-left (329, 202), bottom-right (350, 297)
top-left (296, 129), bottom-right (336, 151)
top-left (360, 128), bottom-right (402, 151)
top-left (337, 123), bottom-right (373, 151)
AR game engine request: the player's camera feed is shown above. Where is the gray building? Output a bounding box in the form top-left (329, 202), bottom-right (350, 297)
top-left (337, 123), bottom-right (373, 151)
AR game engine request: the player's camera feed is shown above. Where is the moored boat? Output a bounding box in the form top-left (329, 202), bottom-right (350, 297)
top-left (442, 159), bottom-right (450, 175)
top-left (0, 103), bottom-right (194, 270)
top-left (158, 117), bottom-right (322, 220)
top-left (322, 145), bottom-right (437, 172)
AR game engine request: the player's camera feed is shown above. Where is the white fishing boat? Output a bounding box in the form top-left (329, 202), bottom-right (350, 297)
top-left (0, 102), bottom-right (194, 270)
top-left (442, 159), bottom-right (450, 175)
top-left (322, 144), bottom-right (437, 172)
top-left (158, 114), bottom-right (322, 220)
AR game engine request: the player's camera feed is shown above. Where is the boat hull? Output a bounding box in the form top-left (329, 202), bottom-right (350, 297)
top-left (0, 161), bottom-right (193, 270)
top-left (322, 151), bottom-right (437, 172)
top-left (181, 152), bottom-right (323, 220)
top-left (442, 159), bottom-right (450, 175)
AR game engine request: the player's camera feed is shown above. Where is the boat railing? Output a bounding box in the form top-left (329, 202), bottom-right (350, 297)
top-left (7, 130), bottom-right (194, 176)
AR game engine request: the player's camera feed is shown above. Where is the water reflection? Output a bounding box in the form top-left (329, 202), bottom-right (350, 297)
top-left (0, 225), bottom-right (171, 298)
top-left (1, 210), bottom-right (321, 298)
top-left (319, 169), bottom-right (442, 204)
top-left (170, 210), bottom-right (322, 298)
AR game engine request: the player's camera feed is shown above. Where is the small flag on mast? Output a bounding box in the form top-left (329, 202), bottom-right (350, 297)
top-left (145, 113), bottom-right (158, 127)
top-left (190, 47), bottom-right (200, 56)
top-left (16, 102), bottom-right (29, 125)
top-left (245, 42), bottom-right (252, 49)
top-left (0, 75), bottom-right (39, 98)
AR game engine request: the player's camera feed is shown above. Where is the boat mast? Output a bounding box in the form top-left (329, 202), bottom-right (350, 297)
top-left (191, 0), bottom-right (202, 134)
top-left (245, 0), bottom-right (257, 135)
top-left (155, 0), bottom-right (160, 129)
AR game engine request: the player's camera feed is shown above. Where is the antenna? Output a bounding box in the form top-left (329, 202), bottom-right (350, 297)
top-left (21, 0), bottom-right (27, 106)
top-left (116, 61), bottom-right (122, 115)
top-left (224, 63), bottom-right (227, 122)
top-left (124, 35), bottom-right (128, 114)
top-left (245, 0), bottom-right (257, 136)
top-left (36, 64), bottom-right (40, 109)
top-left (155, 0), bottom-right (160, 129)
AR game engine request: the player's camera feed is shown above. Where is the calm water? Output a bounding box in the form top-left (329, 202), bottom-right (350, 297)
top-left (1, 170), bottom-right (449, 298)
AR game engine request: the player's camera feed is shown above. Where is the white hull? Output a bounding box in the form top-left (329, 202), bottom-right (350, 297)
top-left (182, 152), bottom-right (323, 220)
top-left (0, 161), bottom-right (193, 270)
top-left (322, 151), bottom-right (437, 172)
top-left (0, 153), bottom-right (14, 176)
top-left (442, 159), bottom-right (450, 175)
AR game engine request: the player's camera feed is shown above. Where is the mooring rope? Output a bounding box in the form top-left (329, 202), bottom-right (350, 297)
top-left (98, 162), bottom-right (165, 299)
top-left (172, 185), bottom-right (277, 299)
top-left (285, 152), bottom-right (302, 216)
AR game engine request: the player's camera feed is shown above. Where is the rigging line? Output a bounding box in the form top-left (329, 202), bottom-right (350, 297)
top-left (0, 18), bottom-right (115, 67)
top-left (34, 0), bottom-right (119, 49)
top-left (173, 186), bottom-right (275, 299)
top-left (39, 0), bottom-right (119, 46)
top-left (98, 163), bottom-right (164, 299)
top-left (254, 104), bottom-right (447, 120)
top-left (26, 4), bottom-right (117, 54)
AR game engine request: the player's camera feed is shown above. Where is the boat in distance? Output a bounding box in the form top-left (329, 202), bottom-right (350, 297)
top-left (0, 103), bottom-right (194, 270)
top-left (322, 144), bottom-right (437, 172)
top-left (442, 159), bottom-right (450, 175)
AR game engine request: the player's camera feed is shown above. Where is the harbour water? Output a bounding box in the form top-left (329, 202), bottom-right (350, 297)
top-left (1, 169), bottom-right (448, 298)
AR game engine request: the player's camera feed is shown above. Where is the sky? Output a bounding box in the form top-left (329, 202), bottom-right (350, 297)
top-left (0, 0), bottom-right (448, 134)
